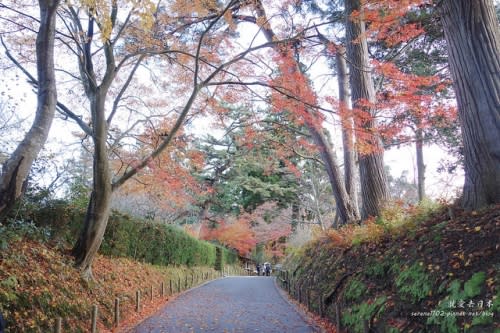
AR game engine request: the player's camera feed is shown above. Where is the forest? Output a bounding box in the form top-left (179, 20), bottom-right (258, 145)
top-left (0, 0), bottom-right (499, 332)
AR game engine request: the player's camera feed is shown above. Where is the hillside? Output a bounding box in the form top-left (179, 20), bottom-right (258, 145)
top-left (0, 238), bottom-right (230, 332)
top-left (282, 204), bottom-right (500, 332)
top-left (0, 207), bottom-right (241, 333)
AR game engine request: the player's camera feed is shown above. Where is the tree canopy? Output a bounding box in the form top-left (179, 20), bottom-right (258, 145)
top-left (1, 0), bottom-right (498, 276)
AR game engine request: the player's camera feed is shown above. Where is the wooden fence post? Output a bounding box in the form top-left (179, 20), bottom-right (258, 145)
top-left (335, 303), bottom-right (341, 330)
top-left (169, 279), bottom-right (173, 295)
top-left (114, 298), bottom-right (120, 327)
top-left (136, 290), bottom-right (141, 312)
top-left (150, 285), bottom-right (153, 301)
top-left (91, 305), bottom-right (98, 333)
top-left (307, 289), bottom-right (311, 311)
top-left (161, 282), bottom-right (165, 297)
top-left (178, 278), bottom-right (181, 292)
top-left (364, 320), bottom-right (369, 333)
top-left (319, 294), bottom-right (324, 318)
top-left (54, 317), bottom-right (62, 333)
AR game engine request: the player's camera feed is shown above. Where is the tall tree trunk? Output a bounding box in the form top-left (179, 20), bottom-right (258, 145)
top-left (0, 0), bottom-right (59, 219)
top-left (291, 201), bottom-right (300, 231)
top-left (336, 45), bottom-right (360, 217)
top-left (439, 0), bottom-right (500, 209)
top-left (308, 163), bottom-right (326, 230)
top-left (345, 0), bottom-right (389, 219)
top-left (70, 4), bottom-right (206, 276)
top-left (309, 128), bottom-right (360, 224)
top-left (72, 93), bottom-right (112, 280)
top-left (69, 10), bottom-right (117, 279)
top-left (252, 0), bottom-right (360, 225)
top-left (415, 127), bottom-right (426, 202)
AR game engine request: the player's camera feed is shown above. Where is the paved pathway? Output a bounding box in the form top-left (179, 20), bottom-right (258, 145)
top-left (131, 276), bottom-right (317, 333)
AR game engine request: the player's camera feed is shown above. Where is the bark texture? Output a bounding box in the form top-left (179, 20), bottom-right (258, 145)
top-left (415, 127), bottom-right (426, 202)
top-left (72, 93), bottom-right (113, 280)
top-left (439, 0), bottom-right (500, 209)
top-left (70, 12), bottom-right (116, 279)
top-left (345, 0), bottom-right (389, 219)
top-left (309, 128), bottom-right (361, 224)
top-left (336, 45), bottom-right (360, 217)
top-left (0, 0), bottom-right (59, 219)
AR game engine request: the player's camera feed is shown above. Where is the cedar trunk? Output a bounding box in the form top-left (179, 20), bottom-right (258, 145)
top-left (309, 128), bottom-right (360, 224)
top-left (336, 45), bottom-right (360, 217)
top-left (0, 0), bottom-right (59, 219)
top-left (415, 128), bottom-right (426, 202)
top-left (345, 0), bottom-right (389, 219)
top-left (439, 0), bottom-right (500, 209)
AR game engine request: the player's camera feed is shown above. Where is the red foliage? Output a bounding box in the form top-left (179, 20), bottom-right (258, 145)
top-left (115, 118), bottom-right (207, 216)
top-left (199, 202), bottom-right (293, 257)
top-left (352, 0), bottom-right (430, 46)
top-left (270, 48), bottom-right (323, 130)
top-left (371, 59), bottom-right (457, 144)
top-left (200, 217), bottom-right (257, 255)
top-left (344, 0), bottom-right (458, 150)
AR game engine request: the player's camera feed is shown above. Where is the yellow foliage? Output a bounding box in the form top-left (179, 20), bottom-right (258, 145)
top-left (312, 200), bottom-right (443, 249)
top-left (352, 217), bottom-right (385, 244)
top-left (76, 0), bottom-right (156, 41)
top-left (314, 225), bottom-right (353, 248)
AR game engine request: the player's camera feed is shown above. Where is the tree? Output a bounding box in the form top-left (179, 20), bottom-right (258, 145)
top-left (195, 107), bottom-right (300, 215)
top-left (65, 0), bottom-right (252, 279)
top-left (363, 2), bottom-right (456, 203)
top-left (0, 0), bottom-right (60, 219)
top-left (200, 215), bottom-right (257, 256)
top-left (438, 0), bottom-right (500, 209)
top-left (50, 0), bottom-right (313, 278)
top-left (298, 159), bottom-right (337, 229)
top-left (238, 0), bottom-right (360, 225)
top-left (336, 45), bottom-right (360, 217)
top-left (112, 120), bottom-right (204, 222)
top-left (345, 0), bottom-right (390, 219)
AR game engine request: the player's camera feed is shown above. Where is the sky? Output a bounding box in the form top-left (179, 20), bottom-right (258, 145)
top-left (0, 1), bottom-right (466, 202)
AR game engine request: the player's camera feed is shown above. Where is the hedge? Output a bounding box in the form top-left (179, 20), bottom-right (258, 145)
top-left (17, 203), bottom-right (238, 269)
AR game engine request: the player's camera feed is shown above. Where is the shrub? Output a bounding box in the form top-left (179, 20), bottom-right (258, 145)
top-left (0, 219), bottom-right (51, 249)
top-left (99, 210), bottom-right (236, 268)
top-left (427, 272), bottom-right (489, 332)
top-left (395, 263), bottom-right (432, 303)
top-left (342, 296), bottom-right (387, 333)
top-left (344, 279), bottom-right (368, 302)
top-left (6, 200), bottom-right (238, 269)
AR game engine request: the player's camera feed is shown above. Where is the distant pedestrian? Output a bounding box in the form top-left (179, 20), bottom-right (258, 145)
top-left (256, 263), bottom-right (261, 276)
top-left (264, 263), bottom-right (271, 276)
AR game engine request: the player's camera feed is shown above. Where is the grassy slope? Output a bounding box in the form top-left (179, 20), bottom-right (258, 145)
top-left (283, 204), bottom-right (499, 333)
top-left (0, 239), bottom-right (224, 332)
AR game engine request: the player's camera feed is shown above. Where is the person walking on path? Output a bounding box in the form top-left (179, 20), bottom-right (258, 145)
top-left (265, 262), bottom-right (271, 276)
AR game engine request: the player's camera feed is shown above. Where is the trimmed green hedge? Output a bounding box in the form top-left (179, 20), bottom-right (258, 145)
top-left (100, 211), bottom-right (235, 268)
top-left (14, 203), bottom-right (237, 269)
